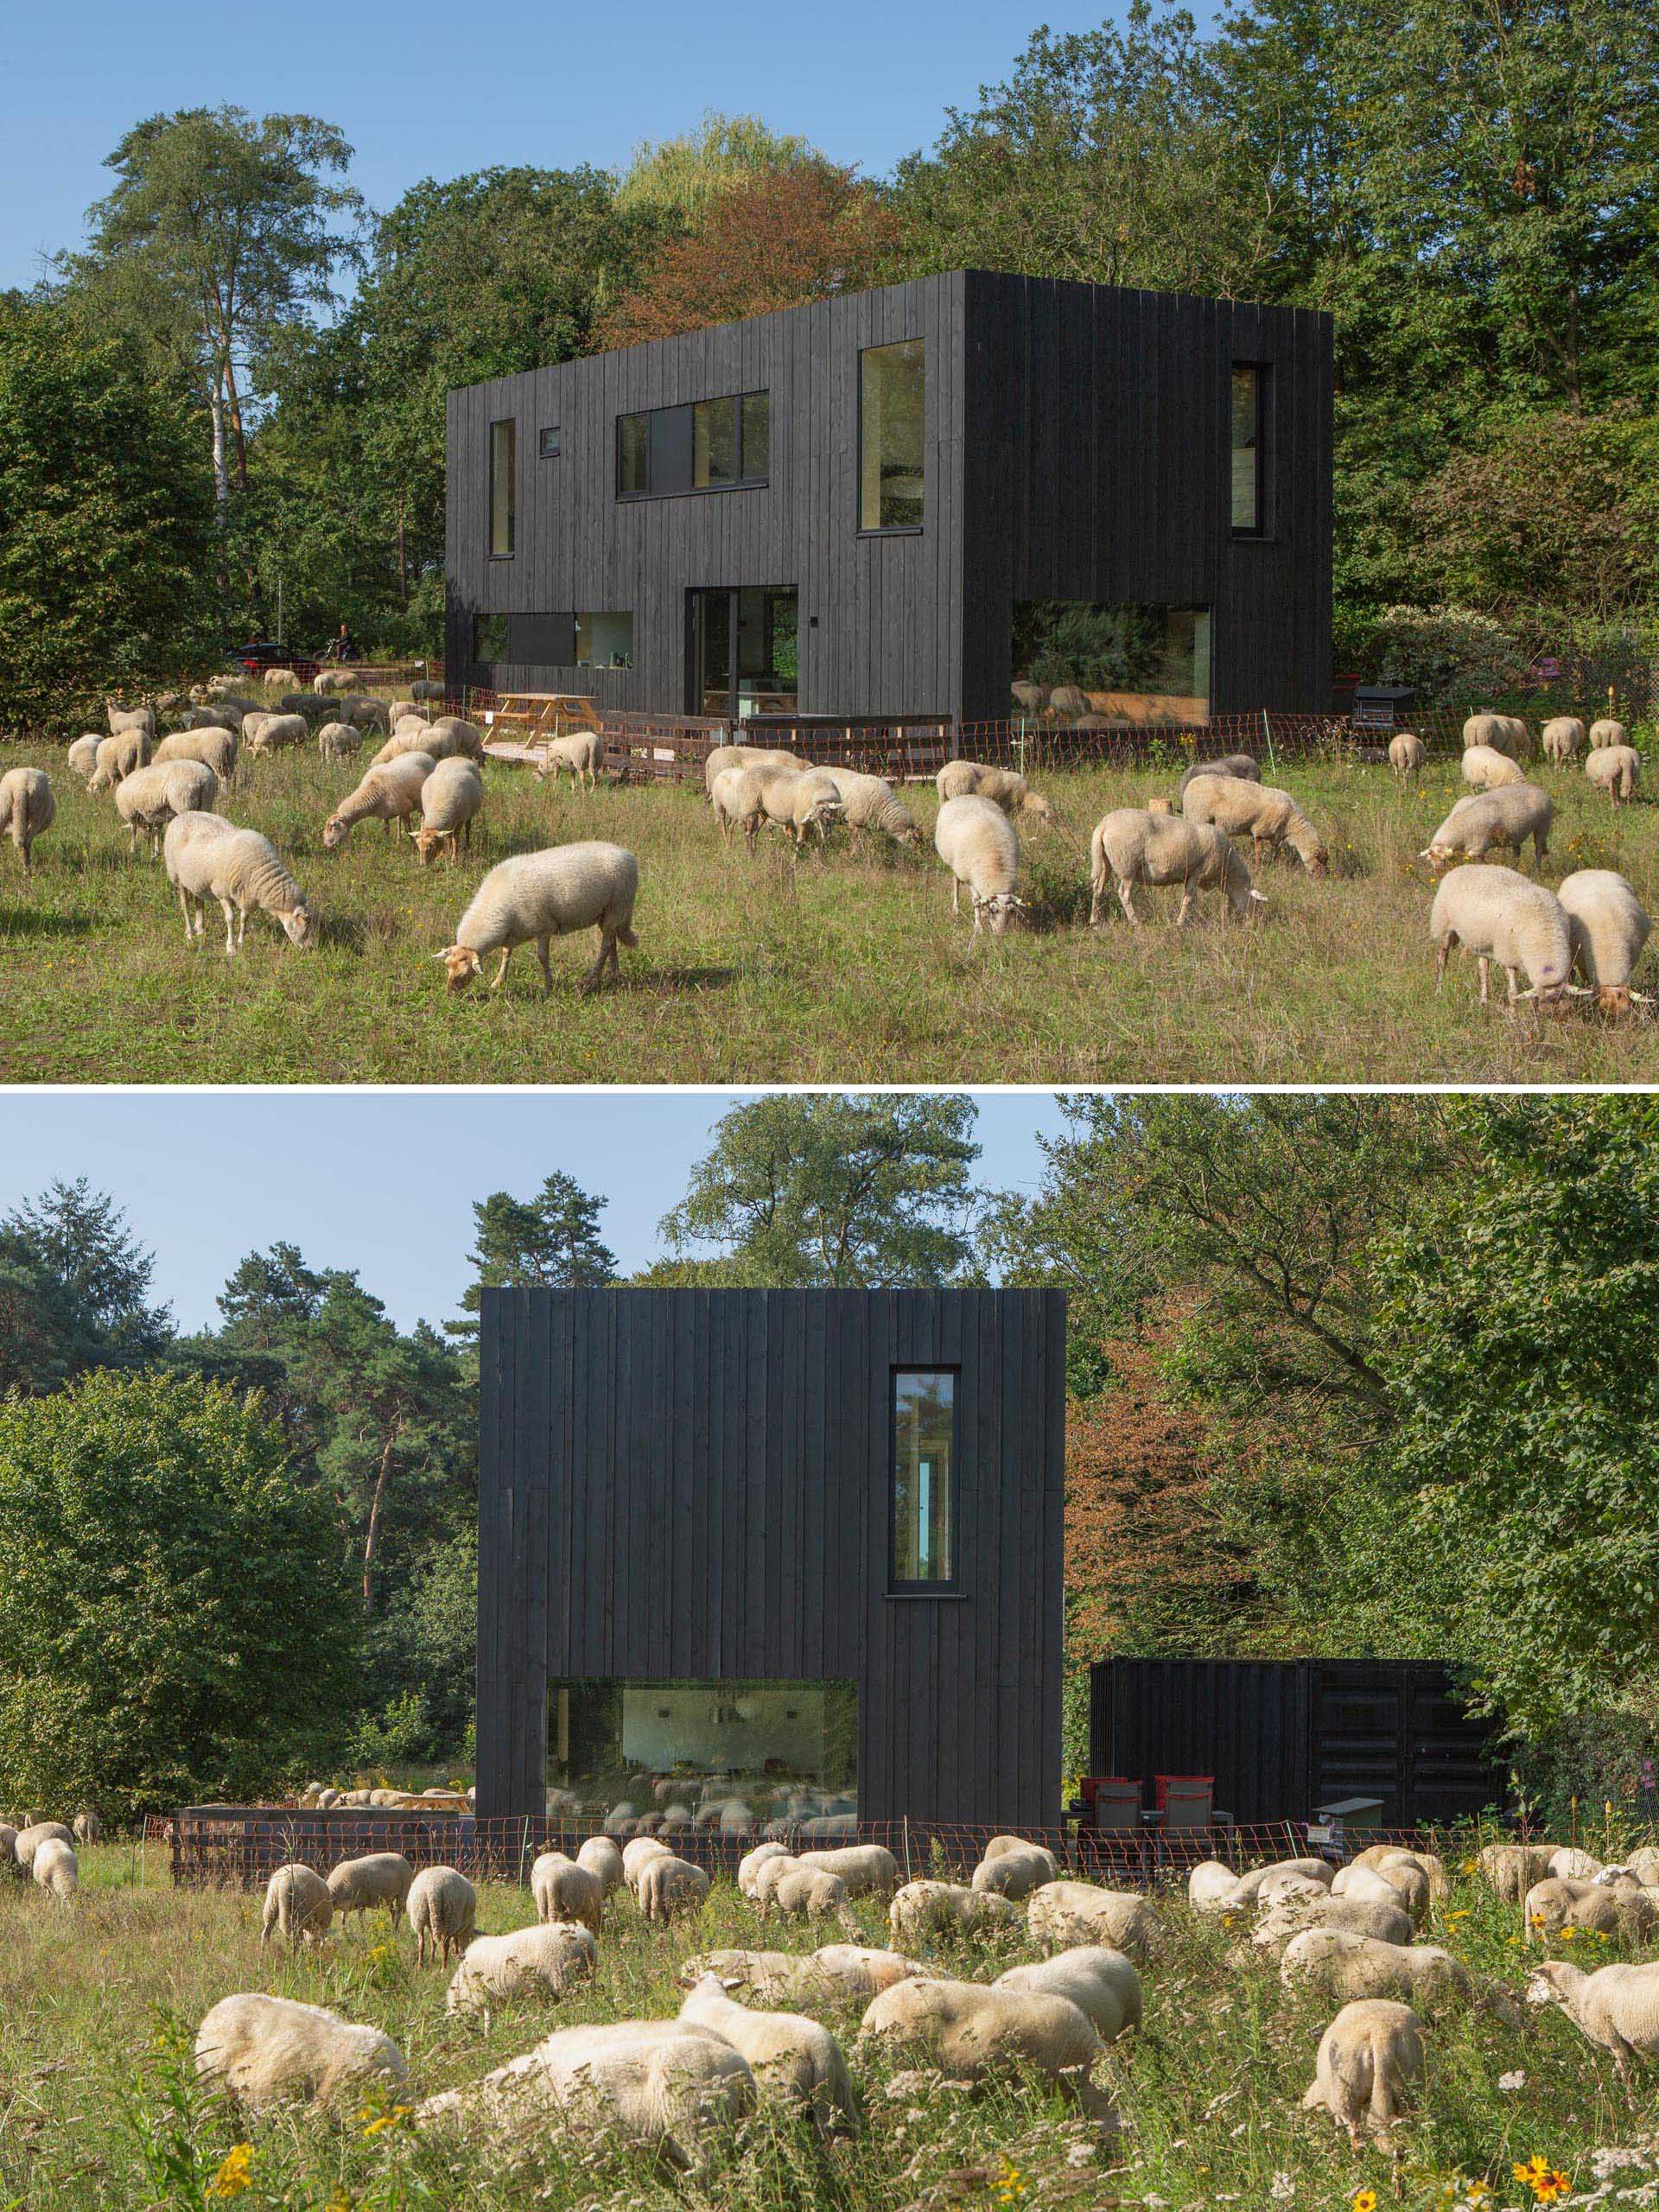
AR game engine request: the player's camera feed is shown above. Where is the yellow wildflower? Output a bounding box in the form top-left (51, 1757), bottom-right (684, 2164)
top-left (1352, 2190), bottom-right (1378, 2212)
top-left (360, 2102), bottom-right (412, 2137)
top-left (207, 2143), bottom-right (254, 2198)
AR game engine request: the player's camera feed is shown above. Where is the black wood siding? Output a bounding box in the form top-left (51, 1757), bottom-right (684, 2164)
top-left (477, 1287), bottom-right (1067, 1829)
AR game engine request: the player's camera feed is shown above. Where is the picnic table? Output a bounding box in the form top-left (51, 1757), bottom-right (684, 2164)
top-left (486, 692), bottom-right (599, 741)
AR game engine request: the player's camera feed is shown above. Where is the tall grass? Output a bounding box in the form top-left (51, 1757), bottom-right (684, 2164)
top-left (3, 1840), bottom-right (1659, 2209)
top-left (2, 738), bottom-right (1658, 1081)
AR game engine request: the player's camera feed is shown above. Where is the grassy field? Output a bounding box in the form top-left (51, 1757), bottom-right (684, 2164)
top-left (4, 732), bottom-right (1659, 1083)
top-left (3, 1840), bottom-right (1656, 2210)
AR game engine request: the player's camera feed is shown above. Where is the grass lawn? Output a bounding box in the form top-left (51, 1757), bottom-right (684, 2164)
top-left (2, 1839), bottom-right (1655, 2209)
top-left (3, 734), bottom-right (1658, 1083)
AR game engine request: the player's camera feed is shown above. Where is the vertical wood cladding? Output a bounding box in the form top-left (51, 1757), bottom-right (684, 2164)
top-left (476, 1287), bottom-right (1067, 1829)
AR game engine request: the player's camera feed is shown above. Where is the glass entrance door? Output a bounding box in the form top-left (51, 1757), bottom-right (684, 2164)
top-left (690, 588), bottom-right (798, 718)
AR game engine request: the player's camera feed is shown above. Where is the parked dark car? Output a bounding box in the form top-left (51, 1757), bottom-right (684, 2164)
top-left (228, 641), bottom-right (318, 679)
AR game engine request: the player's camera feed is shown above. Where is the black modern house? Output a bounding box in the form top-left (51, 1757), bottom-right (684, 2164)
top-left (475, 1286), bottom-right (1066, 1832)
top-left (445, 270), bottom-right (1333, 725)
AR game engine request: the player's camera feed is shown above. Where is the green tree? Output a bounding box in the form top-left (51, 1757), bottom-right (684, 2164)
top-left (0, 1178), bottom-right (174, 1397)
top-left (0, 292), bottom-right (217, 726)
top-left (449, 1173), bottom-right (616, 1344)
top-left (0, 1367), bottom-right (360, 1814)
top-left (658, 1095), bottom-right (981, 1286)
top-left (616, 111), bottom-right (827, 220)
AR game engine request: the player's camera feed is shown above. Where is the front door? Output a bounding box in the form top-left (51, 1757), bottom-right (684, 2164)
top-left (689, 588), bottom-right (798, 719)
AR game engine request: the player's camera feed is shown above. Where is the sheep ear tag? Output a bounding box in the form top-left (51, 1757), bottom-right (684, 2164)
top-left (1249, 889), bottom-right (1268, 903)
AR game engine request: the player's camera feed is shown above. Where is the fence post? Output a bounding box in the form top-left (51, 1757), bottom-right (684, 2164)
top-left (903, 1815), bottom-right (912, 1885)
top-left (1262, 706), bottom-right (1276, 777)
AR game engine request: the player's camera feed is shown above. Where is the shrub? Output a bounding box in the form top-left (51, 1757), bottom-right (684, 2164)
top-left (1336, 601), bottom-right (1532, 706)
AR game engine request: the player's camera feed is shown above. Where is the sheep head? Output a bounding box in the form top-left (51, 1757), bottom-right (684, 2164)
top-left (438, 945), bottom-right (483, 991)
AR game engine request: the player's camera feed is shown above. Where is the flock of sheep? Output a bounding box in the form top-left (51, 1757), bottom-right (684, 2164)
top-left (12, 1808), bottom-right (1659, 2182)
top-left (1, 671), bottom-right (1650, 1014)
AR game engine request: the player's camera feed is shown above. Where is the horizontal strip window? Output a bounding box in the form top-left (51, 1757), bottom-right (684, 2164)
top-left (618, 390), bottom-right (770, 499)
top-left (470, 613), bottom-right (633, 670)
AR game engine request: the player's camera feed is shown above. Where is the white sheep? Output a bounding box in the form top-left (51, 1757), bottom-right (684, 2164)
top-left (679, 1972), bottom-right (855, 2133)
top-left (971, 1842), bottom-right (1060, 1899)
top-left (0, 767), bottom-right (55, 873)
top-left (1281, 1930), bottom-right (1505, 2019)
top-left (1559, 869), bottom-right (1650, 1012)
top-left (576, 1834), bottom-right (625, 1893)
top-left (1252, 1893), bottom-right (1414, 1954)
top-left (819, 766), bottom-right (924, 847)
top-left (261, 1865), bottom-right (333, 1947)
top-left (638, 1853), bottom-right (711, 1923)
top-left (1300, 1998), bottom-right (1424, 2150)
top-left (757, 767), bottom-right (845, 848)
top-left (1460, 743), bottom-right (1528, 792)
top-left (66, 734), bottom-right (102, 781)
top-left (797, 1843), bottom-right (899, 1897)
top-left (1522, 1875), bottom-right (1656, 1942)
top-left (738, 1841), bottom-right (794, 1900)
top-left (13, 1821), bottom-right (73, 1872)
top-left (1429, 863), bottom-right (1571, 1006)
top-left (106, 702), bottom-right (156, 739)
top-left (195, 1993), bottom-right (405, 2111)
top-left (623, 1834), bottom-right (673, 1889)
top-left (88, 729), bottom-right (151, 790)
top-left (1331, 1859), bottom-right (1428, 1927)
top-left (1181, 773), bottom-right (1329, 875)
top-left (1478, 1843), bottom-right (1555, 1901)
top-left (1421, 784), bottom-right (1552, 867)
top-left (702, 742), bottom-right (805, 794)
top-left (407, 1865), bottom-right (476, 1966)
top-left (1388, 733), bottom-right (1425, 775)
top-left (1586, 744), bottom-right (1641, 804)
top-left (935, 793), bottom-right (1024, 932)
top-left (1232, 1858), bottom-right (1337, 1904)
top-left (709, 765), bottom-right (772, 850)
top-left (936, 760), bottom-right (1056, 823)
top-left (1178, 753), bottom-right (1262, 803)
top-left (1541, 716), bottom-right (1585, 762)
top-left (1550, 1847), bottom-right (1604, 1879)
top-left (760, 1861), bottom-right (860, 1933)
top-left (163, 813), bottom-right (315, 956)
top-left (318, 721), bottom-right (364, 760)
top-left (32, 1837), bottom-right (79, 1900)
top-left (446, 1920), bottom-right (597, 2018)
top-left (72, 1809), bottom-right (99, 1845)
top-left (1028, 1880), bottom-right (1160, 1961)
top-left (810, 1944), bottom-right (926, 1997)
top-left (537, 729), bottom-right (603, 791)
top-left (323, 754), bottom-right (434, 847)
top-left (115, 759), bottom-right (218, 857)
top-left (1348, 1846), bottom-right (1448, 1902)
top-left (413, 758), bottom-right (485, 866)
top-left (1462, 711), bottom-right (1531, 760)
top-left (531, 1850), bottom-right (603, 1934)
top-left (889, 1878), bottom-right (1023, 1946)
top-left (1189, 1860), bottom-right (1245, 1911)
top-left (325, 1851), bottom-right (414, 1929)
top-left (1589, 718), bottom-right (1628, 748)
top-left (995, 1944), bottom-right (1142, 2039)
top-left (245, 713), bottom-right (308, 759)
top-left (1090, 808), bottom-right (1262, 925)
top-left (858, 1977), bottom-right (1107, 2108)
top-left (438, 842), bottom-right (639, 995)
top-left (1528, 1958), bottom-right (1659, 2075)
top-left (262, 666), bottom-right (297, 691)
top-left (154, 727), bottom-right (238, 784)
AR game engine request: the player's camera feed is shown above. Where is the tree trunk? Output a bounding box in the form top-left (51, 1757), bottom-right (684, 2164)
top-left (362, 1421), bottom-right (403, 1608)
top-left (209, 385), bottom-right (229, 509)
top-left (397, 494), bottom-right (408, 607)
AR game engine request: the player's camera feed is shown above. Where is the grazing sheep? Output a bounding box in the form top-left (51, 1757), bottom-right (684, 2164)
top-left (1559, 869), bottom-right (1650, 1012)
top-left (1028, 1881), bottom-right (1160, 1961)
top-left (972, 1842), bottom-right (1061, 1899)
top-left (1252, 1894), bottom-right (1414, 1955)
top-left (416, 2019), bottom-right (754, 2172)
top-left (164, 814), bottom-right (315, 956)
top-left (812, 1944), bottom-right (926, 1998)
top-left (702, 742), bottom-right (805, 793)
top-left (195, 1993), bottom-right (405, 2111)
top-left (1429, 863), bottom-right (1572, 1006)
top-left (1349, 1846), bottom-right (1448, 1900)
top-left (1460, 743), bottom-right (1528, 791)
top-left (1586, 744), bottom-right (1641, 804)
top-left (323, 754), bottom-right (434, 848)
top-left (318, 721), bottom-right (364, 760)
top-left (438, 842), bottom-right (639, 995)
top-left (935, 794), bottom-right (1025, 933)
top-left (115, 760), bottom-right (218, 857)
top-left (72, 1809), bottom-right (99, 1845)
top-left (1190, 1861), bottom-right (1245, 1910)
top-left (1462, 712), bottom-right (1531, 759)
top-left (1551, 1847), bottom-right (1604, 1880)
top-left (936, 760), bottom-right (1056, 823)
top-left (13, 1821), bottom-right (73, 1872)
top-left (0, 767), bottom-right (55, 872)
top-left (411, 679), bottom-right (446, 702)
top-left (1232, 1859), bottom-right (1337, 1904)
top-left (537, 729), bottom-right (603, 791)
top-left (680, 1972), bottom-right (855, 2133)
top-left (326, 1852), bottom-right (415, 1930)
top-left (67, 734), bottom-right (102, 781)
top-left (262, 1866), bottom-right (334, 1948)
top-left (738, 1842), bottom-right (794, 1900)
top-left (1479, 1841), bottom-right (1556, 1900)
top-left (758, 767), bottom-right (845, 849)
top-left (262, 666), bottom-right (297, 690)
top-left (245, 713), bottom-right (308, 759)
top-left (0, 1823), bottom-right (16, 1871)
top-left (797, 1843), bottom-right (899, 1897)
top-left (709, 765), bottom-right (771, 850)
top-left (890, 1878), bottom-right (1023, 1947)
top-left (577, 1834), bottom-right (625, 1894)
top-left (638, 1853), bottom-right (712, 1923)
top-left (154, 727), bottom-right (238, 784)
top-left (761, 1862), bottom-right (860, 1934)
top-left (1332, 1859), bottom-right (1429, 1928)
top-left (1181, 773), bottom-right (1328, 875)
top-left (682, 1948), bottom-right (837, 2005)
top-left (1541, 716), bottom-right (1585, 763)
top-left (819, 766), bottom-right (924, 848)
top-left (1283, 1930), bottom-right (1463, 2007)
top-left (1524, 1875), bottom-right (1656, 1943)
top-left (1178, 754), bottom-right (1262, 804)
top-left (32, 1838), bottom-right (78, 1900)
top-left (1300, 1999), bottom-right (1424, 2150)
top-left (1590, 718), bottom-right (1628, 748)
top-left (413, 758), bottom-right (485, 866)
top-left (337, 696), bottom-right (392, 734)
top-left (623, 1834), bottom-right (674, 1889)
top-left (1528, 1958), bottom-right (1659, 2076)
top-left (385, 717), bottom-right (482, 766)
top-left (88, 730), bottom-right (152, 790)
top-left (1048, 683), bottom-right (1090, 719)
top-left (408, 1866), bottom-right (477, 1967)
top-left (1422, 784), bottom-right (1552, 868)
top-left (107, 702), bottom-right (156, 740)
top-left (446, 1921), bottom-right (597, 2018)
top-left (372, 724), bottom-right (442, 766)
top-left (995, 1945), bottom-right (1142, 2039)
top-left (1389, 732), bottom-right (1425, 775)
top-left (1090, 809), bottom-right (1262, 925)
top-left (531, 1850), bottom-right (603, 1934)
top-left (858, 1978), bottom-right (1106, 2107)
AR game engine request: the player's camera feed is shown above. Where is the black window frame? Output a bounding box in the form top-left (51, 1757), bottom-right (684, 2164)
top-left (489, 417), bottom-right (517, 559)
top-left (615, 389), bottom-right (771, 501)
top-left (1229, 363), bottom-right (1272, 538)
top-left (887, 1363), bottom-right (962, 1596)
top-left (858, 337), bottom-right (926, 537)
top-left (539, 424), bottom-right (563, 460)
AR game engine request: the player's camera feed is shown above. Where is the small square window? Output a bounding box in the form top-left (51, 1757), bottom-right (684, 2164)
top-left (539, 426), bottom-right (562, 460)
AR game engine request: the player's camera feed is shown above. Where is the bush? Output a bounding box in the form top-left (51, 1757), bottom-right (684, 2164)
top-left (1335, 601), bottom-right (1532, 706)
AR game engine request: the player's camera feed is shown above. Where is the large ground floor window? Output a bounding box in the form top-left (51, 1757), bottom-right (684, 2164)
top-left (547, 1676), bottom-right (856, 1830)
top-left (1012, 601), bottom-right (1212, 725)
top-left (689, 587), bottom-right (798, 718)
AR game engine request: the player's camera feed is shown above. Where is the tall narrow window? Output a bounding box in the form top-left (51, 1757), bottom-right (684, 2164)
top-left (892, 1369), bottom-right (956, 1587)
top-left (693, 396), bottom-right (739, 486)
top-left (1230, 366), bottom-right (1268, 534)
top-left (860, 340), bottom-right (925, 531)
top-left (490, 418), bottom-right (516, 556)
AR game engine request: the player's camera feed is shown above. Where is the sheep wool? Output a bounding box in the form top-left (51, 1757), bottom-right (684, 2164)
top-left (1460, 744), bottom-right (1527, 792)
top-left (1422, 784), bottom-right (1551, 866)
top-left (679, 1972), bottom-right (855, 2132)
top-left (1177, 753), bottom-right (1262, 804)
top-left (1388, 733), bottom-right (1424, 774)
top-left (537, 729), bottom-right (603, 791)
top-left (1090, 810), bottom-right (1262, 925)
top-left (1559, 869), bottom-right (1650, 1010)
top-left (115, 760), bottom-right (218, 857)
top-left (446, 1921), bottom-right (597, 2016)
top-left (1429, 864), bottom-right (1571, 1006)
top-left (1181, 773), bottom-right (1328, 875)
top-left (0, 767), bottom-right (55, 872)
top-left (441, 843), bottom-right (639, 995)
top-left (936, 760), bottom-right (1055, 823)
top-left (1300, 1999), bottom-right (1424, 2150)
top-left (154, 727), bottom-right (238, 784)
top-left (935, 794), bottom-right (1024, 933)
top-left (323, 754), bottom-right (434, 847)
top-left (1586, 744), bottom-right (1640, 804)
top-left (195, 1993), bottom-right (405, 2110)
top-left (164, 815), bottom-right (315, 956)
top-left (414, 758), bottom-right (485, 867)
top-left (407, 1866), bottom-right (477, 1967)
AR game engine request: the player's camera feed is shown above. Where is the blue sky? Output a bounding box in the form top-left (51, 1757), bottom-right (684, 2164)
top-left (2, 0), bottom-right (1115, 292)
top-left (0, 1091), bottom-right (1070, 1332)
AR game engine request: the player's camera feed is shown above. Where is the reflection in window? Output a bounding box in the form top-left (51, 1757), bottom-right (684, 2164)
top-left (860, 340), bottom-right (925, 531)
top-left (473, 613), bottom-right (510, 663)
top-left (489, 419), bottom-right (516, 556)
top-left (618, 413), bottom-right (649, 496)
top-left (617, 391), bottom-right (769, 498)
top-left (694, 397), bottom-right (738, 486)
top-left (539, 424), bottom-right (563, 459)
top-left (1230, 365), bottom-right (1267, 533)
top-left (1010, 601), bottom-right (1212, 726)
top-left (575, 611), bottom-right (633, 668)
top-left (893, 1369), bottom-right (955, 1586)
top-left (547, 1677), bottom-right (858, 1827)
